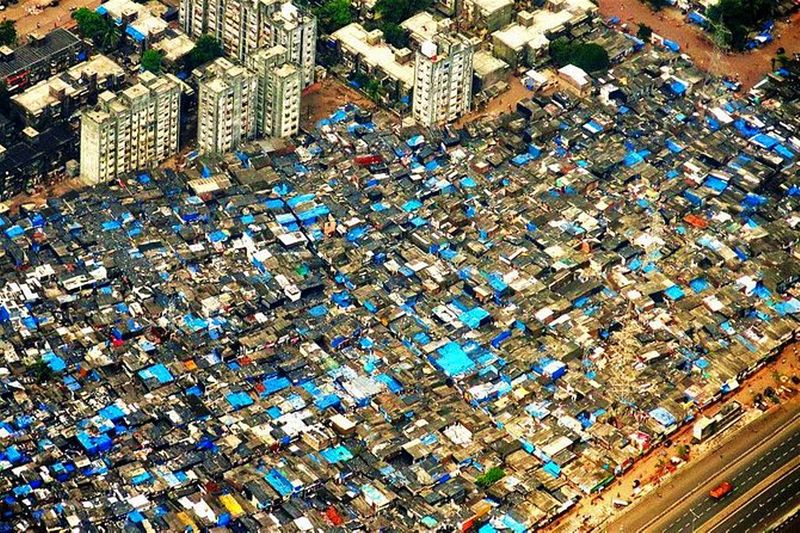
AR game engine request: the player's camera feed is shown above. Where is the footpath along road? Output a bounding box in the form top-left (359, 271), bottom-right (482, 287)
top-left (608, 400), bottom-right (800, 532)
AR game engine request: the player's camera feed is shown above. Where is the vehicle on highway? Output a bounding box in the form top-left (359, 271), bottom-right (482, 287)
top-left (709, 481), bottom-right (734, 499)
top-left (613, 499), bottom-right (630, 508)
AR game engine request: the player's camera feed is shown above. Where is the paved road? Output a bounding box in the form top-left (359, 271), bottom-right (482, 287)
top-left (770, 508), bottom-right (800, 532)
top-left (706, 462), bottom-right (800, 533)
top-left (609, 405), bottom-right (800, 532)
top-left (662, 429), bottom-right (800, 532)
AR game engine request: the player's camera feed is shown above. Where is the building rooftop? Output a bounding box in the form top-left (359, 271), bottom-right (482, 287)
top-left (97, 0), bottom-right (168, 42)
top-left (0, 29), bottom-right (82, 78)
top-left (152, 32), bottom-right (195, 63)
top-left (400, 12), bottom-right (448, 45)
top-left (11, 55), bottom-right (125, 116)
top-left (492, 0), bottom-right (597, 51)
top-left (471, 0), bottom-right (514, 14)
top-left (1, 18), bottom-right (800, 533)
top-left (473, 49), bottom-right (508, 77)
top-left (332, 23), bottom-right (414, 88)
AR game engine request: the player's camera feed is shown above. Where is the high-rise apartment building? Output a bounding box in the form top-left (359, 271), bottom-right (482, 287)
top-left (248, 45), bottom-right (301, 138)
top-left (264, 2), bottom-right (316, 88)
top-left (180, 0), bottom-right (316, 87)
top-left (80, 71), bottom-right (181, 184)
top-left (412, 33), bottom-right (475, 126)
top-left (196, 57), bottom-right (258, 154)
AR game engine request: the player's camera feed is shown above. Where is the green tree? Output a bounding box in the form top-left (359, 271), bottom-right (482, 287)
top-left (677, 444), bottom-right (690, 459)
top-left (637, 23), bottom-right (653, 41)
top-left (316, 0), bottom-right (352, 34)
top-left (0, 21), bottom-right (16, 47)
top-left (185, 35), bottom-right (224, 71)
top-left (72, 8), bottom-right (108, 41)
top-left (642, 0), bottom-right (668, 10)
top-left (572, 43), bottom-right (610, 72)
top-left (549, 38), bottom-right (610, 73)
top-left (98, 23), bottom-right (121, 52)
top-left (707, 0), bottom-right (775, 50)
top-left (549, 37), bottom-right (571, 66)
top-left (30, 358), bottom-right (54, 383)
top-left (374, 0), bottom-right (432, 25)
top-left (381, 22), bottom-right (409, 48)
top-left (476, 467), bottom-right (505, 489)
top-left (141, 49), bottom-right (165, 74)
top-left (773, 52), bottom-right (789, 70)
top-left (365, 78), bottom-right (382, 102)
top-left (72, 8), bottom-right (121, 52)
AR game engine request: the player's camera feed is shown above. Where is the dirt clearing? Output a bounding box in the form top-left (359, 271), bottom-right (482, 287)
top-left (597, 0), bottom-right (800, 90)
top-left (2, 0), bottom-right (99, 39)
top-left (301, 78), bottom-right (377, 130)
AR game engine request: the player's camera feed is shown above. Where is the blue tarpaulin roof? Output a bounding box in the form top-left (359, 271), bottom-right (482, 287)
top-left (459, 307), bottom-right (490, 329)
top-left (262, 376), bottom-right (291, 396)
top-left (649, 407), bottom-right (677, 427)
top-left (265, 469), bottom-right (293, 496)
top-left (435, 342), bottom-right (475, 377)
top-left (583, 120), bottom-right (604, 134)
top-left (138, 364), bottom-right (173, 385)
top-left (126, 25), bottom-right (146, 42)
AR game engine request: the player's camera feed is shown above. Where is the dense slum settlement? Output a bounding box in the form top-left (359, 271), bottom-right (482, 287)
top-left (0, 43), bottom-right (800, 532)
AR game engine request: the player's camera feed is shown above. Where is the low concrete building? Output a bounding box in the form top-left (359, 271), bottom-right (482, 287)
top-left (152, 32), bottom-right (196, 70)
top-left (463, 0), bottom-right (515, 33)
top-left (97, 0), bottom-right (169, 49)
top-left (491, 0), bottom-right (597, 68)
top-left (401, 12), bottom-right (451, 48)
top-left (473, 49), bottom-right (509, 93)
top-left (0, 29), bottom-right (86, 94)
top-left (331, 23), bottom-right (414, 106)
top-left (557, 64), bottom-right (591, 96)
top-left (12, 55), bottom-right (126, 129)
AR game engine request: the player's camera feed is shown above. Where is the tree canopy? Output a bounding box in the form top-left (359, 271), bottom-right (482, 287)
top-left (637, 23), bottom-right (653, 40)
top-left (185, 35), bottom-right (224, 71)
top-left (316, 0), bottom-right (353, 35)
top-left (141, 49), bottom-right (165, 74)
top-left (381, 22), bottom-right (409, 48)
top-left (476, 467), bottom-right (505, 489)
top-left (72, 8), bottom-right (120, 52)
top-left (550, 38), bottom-right (610, 73)
top-left (72, 8), bottom-right (108, 41)
top-left (642, 0), bottom-right (668, 11)
top-left (374, 0), bottom-right (432, 25)
top-left (0, 21), bottom-right (16, 47)
top-left (707, 0), bottom-right (774, 50)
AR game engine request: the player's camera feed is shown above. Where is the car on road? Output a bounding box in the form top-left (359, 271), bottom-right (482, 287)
top-left (709, 481), bottom-right (734, 499)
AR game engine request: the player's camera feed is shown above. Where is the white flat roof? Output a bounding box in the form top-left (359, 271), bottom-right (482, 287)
top-left (472, 0), bottom-right (513, 14)
top-left (493, 0), bottom-right (596, 50)
top-left (332, 23), bottom-right (414, 88)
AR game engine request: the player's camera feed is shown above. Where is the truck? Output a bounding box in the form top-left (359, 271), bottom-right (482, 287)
top-left (709, 481), bottom-right (734, 499)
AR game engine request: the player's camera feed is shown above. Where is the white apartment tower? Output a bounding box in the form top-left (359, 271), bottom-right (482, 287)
top-left (80, 71), bottom-right (181, 184)
top-left (180, 0), bottom-right (316, 86)
top-left (265, 2), bottom-right (316, 87)
top-left (248, 45), bottom-right (301, 138)
top-left (412, 33), bottom-right (475, 126)
top-left (196, 57), bottom-right (258, 154)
